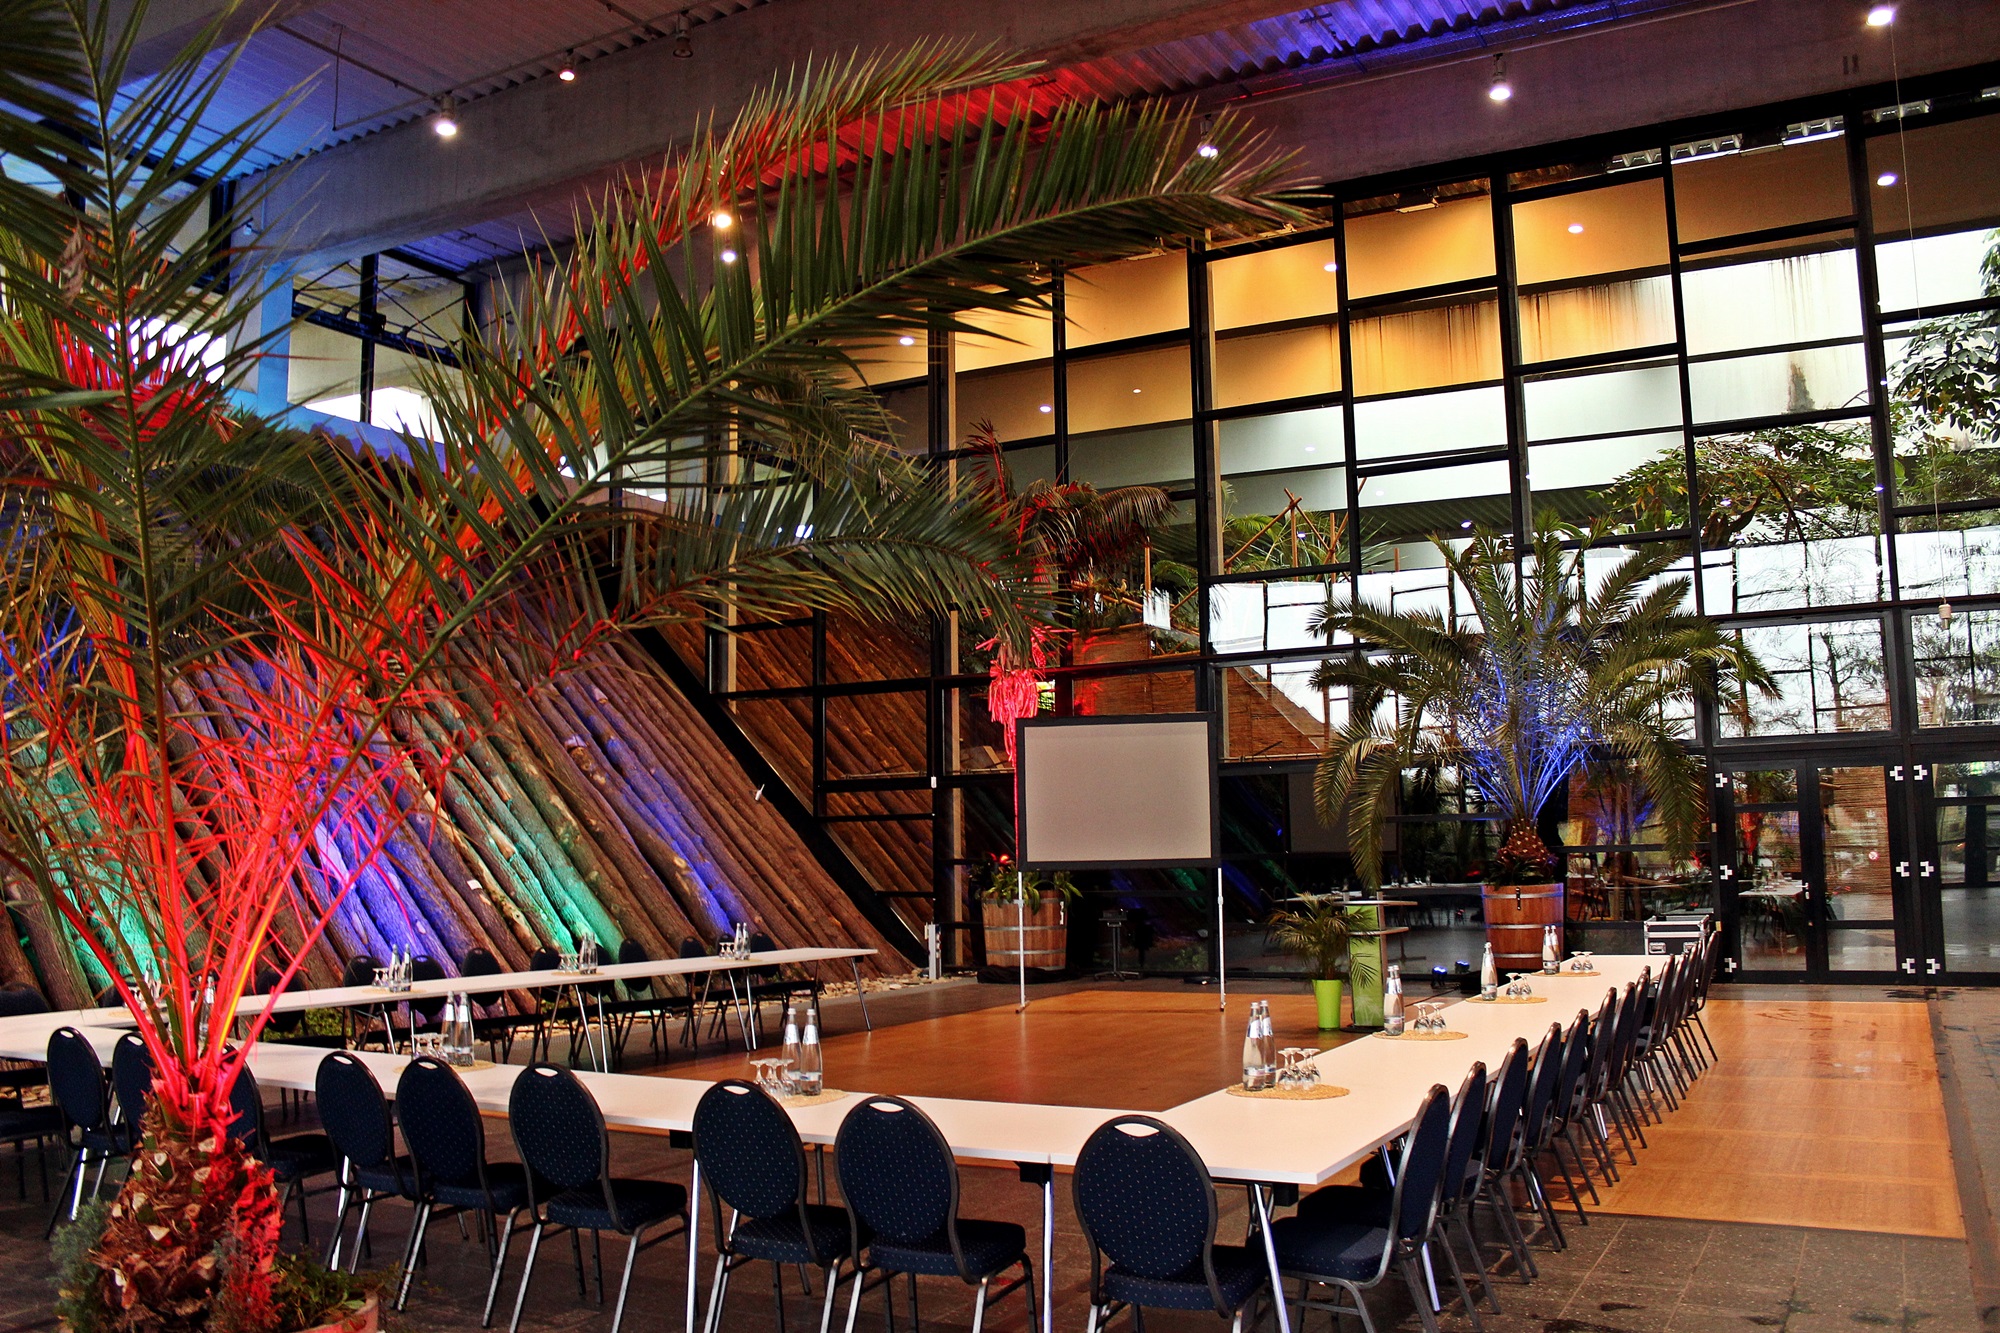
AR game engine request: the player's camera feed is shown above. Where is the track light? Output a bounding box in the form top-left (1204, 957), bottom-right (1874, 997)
top-left (897, 335), bottom-right (916, 346)
top-left (1867, 5), bottom-right (1895, 26)
top-left (557, 52), bottom-right (576, 82)
top-left (672, 12), bottom-right (693, 58)
top-left (710, 209), bottom-right (733, 230)
top-left (1876, 171), bottom-right (1899, 186)
top-left (1489, 55), bottom-right (1513, 102)
top-left (431, 94), bottom-right (458, 138)
top-left (1195, 115), bottom-right (1219, 159)
top-left (719, 247), bottom-right (738, 264)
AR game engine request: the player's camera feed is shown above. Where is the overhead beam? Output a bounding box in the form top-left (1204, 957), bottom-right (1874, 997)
top-left (247, 0), bottom-right (1309, 268)
top-left (105, 0), bottom-right (332, 82)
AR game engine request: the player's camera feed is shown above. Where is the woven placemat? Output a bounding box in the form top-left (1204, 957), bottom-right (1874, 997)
top-left (1551, 969), bottom-right (1602, 977)
top-left (778, 1088), bottom-right (848, 1107)
top-left (1374, 1029), bottom-right (1470, 1042)
top-left (1226, 1082), bottom-right (1350, 1101)
top-left (1472, 994), bottom-right (1550, 1004)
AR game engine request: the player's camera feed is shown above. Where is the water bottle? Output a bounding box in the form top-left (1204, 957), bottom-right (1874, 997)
top-left (1480, 942), bottom-right (1499, 1001)
top-left (1241, 1006), bottom-right (1265, 1090)
top-left (453, 994), bottom-right (474, 1066)
top-left (781, 1003), bottom-right (802, 1072)
top-left (796, 1006), bottom-right (823, 1096)
top-left (1542, 925), bottom-right (1560, 975)
top-left (198, 972), bottom-right (217, 1047)
top-left (1256, 1001), bottom-right (1276, 1085)
top-left (1383, 965), bottom-right (1406, 1036)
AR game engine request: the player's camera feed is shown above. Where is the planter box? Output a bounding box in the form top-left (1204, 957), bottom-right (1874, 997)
top-left (299, 1296), bottom-right (377, 1333)
top-left (981, 895), bottom-right (1068, 971)
top-left (1480, 882), bottom-right (1564, 972)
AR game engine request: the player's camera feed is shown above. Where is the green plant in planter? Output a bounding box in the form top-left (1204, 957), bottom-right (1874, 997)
top-left (1268, 895), bottom-right (1379, 1030)
top-left (975, 855), bottom-right (1083, 905)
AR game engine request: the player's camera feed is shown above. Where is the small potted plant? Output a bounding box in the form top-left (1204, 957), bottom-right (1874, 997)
top-left (1268, 895), bottom-right (1379, 1030)
top-left (977, 855), bottom-right (1081, 975)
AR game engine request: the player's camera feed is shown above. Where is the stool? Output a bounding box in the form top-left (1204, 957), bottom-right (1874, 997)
top-left (1096, 909), bottom-right (1140, 981)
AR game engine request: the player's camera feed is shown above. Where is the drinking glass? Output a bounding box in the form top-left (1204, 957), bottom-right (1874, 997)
top-left (1505, 972), bottom-right (1533, 999)
top-left (751, 1058), bottom-right (778, 1092)
top-left (372, 968), bottom-right (389, 989)
top-left (1295, 1049), bottom-right (1321, 1087)
top-left (1568, 952), bottom-right (1595, 973)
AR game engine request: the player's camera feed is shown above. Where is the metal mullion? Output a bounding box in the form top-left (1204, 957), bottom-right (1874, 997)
top-left (1675, 216), bottom-right (1859, 259)
top-left (1506, 164), bottom-right (1666, 205)
top-left (357, 252), bottom-right (379, 426)
top-left (1681, 332), bottom-right (1866, 365)
top-left (1344, 274), bottom-right (1500, 314)
top-left (1515, 342), bottom-right (1682, 378)
top-left (1052, 268), bottom-right (1069, 483)
top-left (927, 321), bottom-right (957, 960)
top-left (811, 606), bottom-right (828, 821)
top-left (1190, 242), bottom-right (1221, 714)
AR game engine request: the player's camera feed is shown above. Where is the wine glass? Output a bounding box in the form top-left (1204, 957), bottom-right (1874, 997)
top-left (1568, 951), bottom-right (1595, 973)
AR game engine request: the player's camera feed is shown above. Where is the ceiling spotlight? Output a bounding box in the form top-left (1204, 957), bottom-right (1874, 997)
top-left (1876, 170), bottom-right (1899, 186)
top-left (710, 209), bottom-right (733, 229)
top-left (431, 94), bottom-right (458, 138)
top-left (1488, 54), bottom-right (1513, 103)
top-left (1461, 519), bottom-right (1474, 529)
top-left (1195, 114), bottom-right (1220, 159)
top-left (1322, 261), bottom-right (1339, 273)
top-left (1131, 387), bottom-right (1142, 394)
top-left (557, 52), bottom-right (577, 81)
top-left (1567, 222), bottom-right (1585, 234)
top-left (897, 335), bottom-right (916, 346)
top-left (718, 247), bottom-right (738, 264)
top-left (1866, 5), bottom-right (1895, 26)
top-left (1303, 445), bottom-right (1317, 453)
top-left (672, 12), bottom-right (693, 58)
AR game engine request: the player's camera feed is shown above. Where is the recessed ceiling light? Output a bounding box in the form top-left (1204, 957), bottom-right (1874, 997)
top-left (1131, 388), bottom-right (1142, 394)
top-left (1567, 222), bottom-right (1585, 234)
top-left (1322, 261), bottom-right (1339, 273)
top-left (1461, 520), bottom-right (1474, 529)
top-left (897, 335), bottom-right (916, 346)
top-left (719, 248), bottom-right (738, 264)
top-left (1304, 445), bottom-right (1317, 453)
top-left (1866, 5), bottom-right (1895, 26)
top-left (1876, 171), bottom-right (1899, 186)
top-left (1038, 404), bottom-right (1052, 414)
top-left (711, 210), bottom-right (733, 229)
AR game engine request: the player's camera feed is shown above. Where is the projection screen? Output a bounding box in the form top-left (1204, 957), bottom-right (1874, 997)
top-left (1015, 714), bottom-right (1219, 868)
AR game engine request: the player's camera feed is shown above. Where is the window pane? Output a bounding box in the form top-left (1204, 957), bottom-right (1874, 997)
top-left (1688, 344), bottom-right (1870, 424)
top-left (1734, 806), bottom-right (1807, 970)
top-left (1069, 425), bottom-right (1193, 491)
top-left (1001, 443), bottom-right (1058, 487)
top-left (1067, 345), bottom-right (1191, 433)
top-left (879, 383), bottom-right (929, 455)
top-left (1693, 421), bottom-right (1882, 610)
top-left (846, 336), bottom-right (927, 386)
top-left (1913, 607), bottom-right (2000, 728)
top-left (1680, 242), bottom-right (1863, 355)
top-left (1674, 134), bottom-right (1853, 243)
top-left (1895, 510), bottom-right (2000, 601)
top-left (1221, 468), bottom-right (1348, 572)
top-left (1531, 432), bottom-right (1686, 533)
top-left (1519, 274), bottom-right (1676, 363)
top-left (1718, 619), bottom-right (1887, 737)
top-left (1349, 295), bottom-right (1501, 395)
top-left (1344, 187), bottom-right (1495, 300)
top-left (1209, 578), bottom-right (1342, 655)
top-left (956, 302), bottom-right (1053, 371)
top-left (1876, 227), bottom-right (2000, 312)
top-left (1353, 385), bottom-right (1507, 461)
top-left (1512, 177), bottom-right (1669, 287)
top-left (1073, 664), bottom-right (1199, 716)
top-left (1211, 239), bottom-right (1340, 329)
top-left (957, 364), bottom-right (1053, 442)
top-left (1524, 361), bottom-right (1683, 441)
top-left (1218, 406), bottom-right (1344, 472)
top-left (1065, 253), bottom-right (1188, 348)
top-left (1866, 111), bottom-right (2000, 238)
top-left (1214, 325), bottom-right (1340, 408)
top-left (1357, 458), bottom-right (1513, 548)
top-left (1225, 658), bottom-right (1344, 760)
top-left (1884, 311), bottom-right (2000, 507)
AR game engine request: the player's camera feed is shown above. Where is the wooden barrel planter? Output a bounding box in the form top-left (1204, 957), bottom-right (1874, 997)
top-left (982, 895), bottom-right (1068, 972)
top-left (1480, 883), bottom-right (1564, 974)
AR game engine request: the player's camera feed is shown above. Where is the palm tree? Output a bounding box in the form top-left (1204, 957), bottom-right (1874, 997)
top-left (0, 2), bottom-right (1302, 1322)
top-left (1309, 525), bottom-right (1773, 888)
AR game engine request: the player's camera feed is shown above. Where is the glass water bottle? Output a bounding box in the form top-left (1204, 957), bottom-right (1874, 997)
top-left (1542, 924), bottom-right (1560, 975)
top-left (1480, 941), bottom-right (1499, 1001)
top-left (1383, 965), bottom-right (1406, 1036)
top-left (796, 1007), bottom-right (823, 1095)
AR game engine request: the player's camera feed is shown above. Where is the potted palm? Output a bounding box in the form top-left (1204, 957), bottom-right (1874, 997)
top-left (1268, 896), bottom-right (1378, 1030)
top-left (1310, 524), bottom-right (1771, 971)
top-left (977, 857), bottom-right (1081, 975)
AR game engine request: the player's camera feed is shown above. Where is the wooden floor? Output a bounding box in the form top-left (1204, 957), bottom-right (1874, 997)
top-left (1588, 997), bottom-right (1965, 1239)
top-left (651, 984), bottom-right (1965, 1239)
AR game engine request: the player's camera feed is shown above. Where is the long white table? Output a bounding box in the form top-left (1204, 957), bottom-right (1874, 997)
top-left (0, 954), bottom-right (1655, 1333)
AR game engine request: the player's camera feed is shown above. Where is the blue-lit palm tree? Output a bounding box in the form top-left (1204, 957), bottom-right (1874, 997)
top-left (1308, 526), bottom-right (1773, 887)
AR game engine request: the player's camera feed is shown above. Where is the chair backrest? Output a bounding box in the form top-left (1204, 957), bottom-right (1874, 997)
top-left (1583, 989), bottom-right (1618, 1099)
top-left (679, 937), bottom-right (707, 960)
top-left (692, 1078), bottom-right (805, 1221)
top-left (340, 955), bottom-right (382, 990)
top-left (1611, 977), bottom-right (1647, 1077)
top-left (616, 939), bottom-right (654, 997)
top-left (463, 947), bottom-right (502, 979)
top-left (93, 985), bottom-right (123, 1012)
top-left (253, 966), bottom-right (305, 1034)
top-left (227, 1065), bottom-right (264, 1152)
top-left (1554, 1009), bottom-right (1592, 1123)
top-left (747, 932), bottom-right (779, 981)
top-left (316, 1052), bottom-right (395, 1172)
top-left (397, 1056), bottom-right (489, 1192)
top-left (1389, 1083), bottom-right (1454, 1245)
top-left (111, 1033), bottom-right (152, 1133)
top-left (1073, 1115), bottom-right (1217, 1284)
top-left (0, 983), bottom-right (49, 1018)
top-left (1439, 1062), bottom-right (1488, 1212)
top-left (509, 1062), bottom-right (611, 1196)
top-left (46, 1027), bottom-right (107, 1132)
top-left (1482, 1037), bottom-right (1531, 1175)
top-left (409, 955), bottom-right (449, 1022)
top-left (1522, 1024), bottom-right (1564, 1150)
top-left (835, 1096), bottom-right (957, 1257)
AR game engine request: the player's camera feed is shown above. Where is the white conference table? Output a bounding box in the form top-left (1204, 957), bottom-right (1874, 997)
top-left (0, 954), bottom-right (1654, 1333)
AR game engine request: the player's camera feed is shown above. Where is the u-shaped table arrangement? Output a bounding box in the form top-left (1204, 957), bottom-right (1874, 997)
top-left (0, 950), bottom-right (1657, 1333)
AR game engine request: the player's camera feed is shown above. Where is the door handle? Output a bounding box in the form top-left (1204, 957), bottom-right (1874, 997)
top-left (1902, 959), bottom-right (1917, 974)
top-left (1927, 959), bottom-right (1942, 975)
top-left (1897, 860), bottom-right (1910, 876)
top-left (1920, 861), bottom-right (1935, 878)
top-left (1890, 765), bottom-right (1904, 780)
top-left (1914, 765), bottom-right (1929, 781)
top-left (1719, 865), bottom-right (1733, 880)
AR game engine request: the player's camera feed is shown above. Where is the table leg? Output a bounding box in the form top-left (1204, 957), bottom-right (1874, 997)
top-left (1252, 1185), bottom-right (1291, 1333)
top-left (849, 959), bottom-right (872, 1031)
top-left (685, 1159), bottom-right (702, 1333)
top-left (1042, 1175), bottom-right (1054, 1333)
top-left (727, 973), bottom-right (756, 1050)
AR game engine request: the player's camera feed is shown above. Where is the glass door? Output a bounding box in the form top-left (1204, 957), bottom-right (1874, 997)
top-left (1716, 762), bottom-right (1908, 979)
top-left (1910, 759), bottom-right (2000, 979)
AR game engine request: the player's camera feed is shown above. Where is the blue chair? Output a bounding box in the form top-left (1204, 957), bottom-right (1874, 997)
top-left (0, 985), bottom-right (60, 1202)
top-left (394, 1056), bottom-right (532, 1321)
top-left (1476, 1035), bottom-right (1538, 1283)
top-left (609, 939), bottom-right (663, 1065)
top-left (693, 1078), bottom-right (856, 1333)
top-left (315, 1052), bottom-right (410, 1271)
top-left (226, 1064), bottom-right (339, 1246)
top-left (1272, 1082), bottom-right (1455, 1333)
top-left (507, 1063), bottom-right (687, 1333)
top-left (45, 1026), bottom-right (132, 1236)
top-left (460, 947), bottom-right (526, 1062)
top-left (835, 1094), bottom-right (1036, 1333)
top-left (1541, 1009), bottom-right (1599, 1224)
top-left (340, 954), bottom-right (390, 1050)
top-left (1511, 1023), bottom-right (1569, 1253)
top-left (1072, 1115), bottom-right (1268, 1333)
top-left (109, 1034), bottom-right (151, 1137)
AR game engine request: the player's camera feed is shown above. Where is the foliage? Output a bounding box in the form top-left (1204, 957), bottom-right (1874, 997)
top-left (974, 853), bottom-right (1082, 904)
top-left (52, 1200), bottom-right (109, 1333)
top-left (1267, 894), bottom-right (1378, 984)
top-left (1309, 523), bottom-right (1774, 887)
top-left (1896, 230), bottom-right (2000, 443)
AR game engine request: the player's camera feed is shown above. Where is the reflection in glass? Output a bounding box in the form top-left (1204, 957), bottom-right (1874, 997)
top-left (1734, 807), bottom-right (1806, 971)
top-left (1720, 620), bottom-right (1888, 737)
top-left (1215, 325), bottom-right (1340, 408)
top-left (1680, 246), bottom-right (1862, 356)
top-left (1687, 343), bottom-right (1870, 424)
top-left (1356, 459), bottom-right (1513, 548)
top-left (1894, 514), bottom-right (2000, 602)
top-left (1866, 113), bottom-right (2000, 240)
top-left (1825, 928), bottom-right (1896, 972)
top-left (957, 364), bottom-right (1053, 442)
top-left (1066, 345), bottom-right (1192, 433)
top-left (1343, 189), bottom-right (1495, 300)
top-left (1224, 659), bottom-right (1346, 760)
top-left (1524, 362), bottom-right (1681, 441)
top-left (1884, 309), bottom-right (2000, 509)
top-left (1209, 579), bottom-right (1342, 656)
top-left (1519, 276), bottom-right (1676, 365)
top-left (1065, 253), bottom-right (1188, 348)
top-left (1820, 767), bottom-right (1892, 924)
top-left (1512, 178), bottom-right (1669, 286)
top-left (1876, 229), bottom-right (2000, 313)
top-left (1531, 433), bottom-right (1685, 533)
top-left (1210, 240), bottom-right (1340, 329)
top-left (1672, 135), bottom-right (1851, 244)
top-left (1353, 385), bottom-right (1507, 461)
top-left (1912, 608), bottom-right (2000, 728)
top-left (1936, 761), bottom-right (2000, 973)
top-left (1068, 425), bottom-right (1192, 491)
top-left (1349, 297), bottom-right (1500, 395)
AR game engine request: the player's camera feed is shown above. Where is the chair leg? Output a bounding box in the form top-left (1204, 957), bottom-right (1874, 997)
top-left (47, 1148), bottom-right (84, 1239)
top-left (350, 1195), bottom-right (376, 1274)
top-left (1398, 1255), bottom-right (1441, 1333)
top-left (842, 1260), bottom-right (869, 1333)
top-left (702, 1252), bottom-right (732, 1333)
top-left (1021, 1259), bottom-right (1040, 1333)
top-left (609, 1226), bottom-right (645, 1333)
top-left (1453, 1210), bottom-right (1500, 1314)
top-left (1485, 1181), bottom-right (1538, 1281)
top-left (1431, 1225), bottom-right (1483, 1333)
top-left (326, 1181), bottom-right (353, 1268)
top-left (816, 1263), bottom-right (842, 1333)
top-left (969, 1277), bottom-right (991, 1333)
top-left (482, 1209), bottom-right (519, 1328)
top-left (1692, 1013), bottom-right (1718, 1062)
top-left (398, 1202), bottom-right (434, 1311)
top-left (1546, 1137), bottom-right (1590, 1223)
top-left (508, 1221), bottom-right (547, 1333)
top-left (1518, 1164), bottom-right (1566, 1250)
